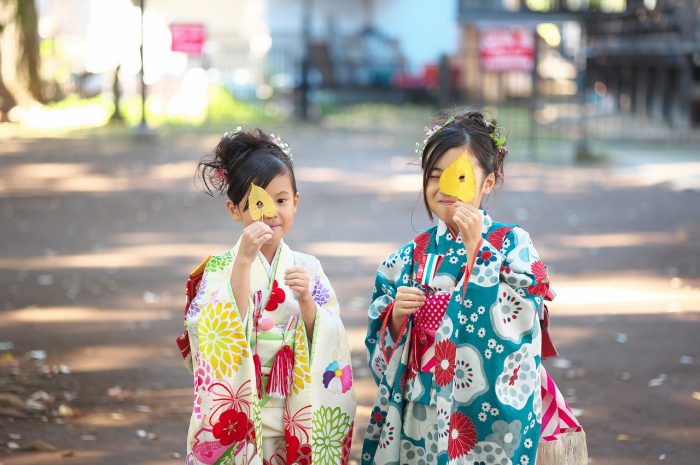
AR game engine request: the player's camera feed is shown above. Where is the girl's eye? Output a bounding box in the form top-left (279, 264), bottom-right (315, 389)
top-left (277, 199), bottom-right (288, 204)
top-left (429, 175), bottom-right (440, 180)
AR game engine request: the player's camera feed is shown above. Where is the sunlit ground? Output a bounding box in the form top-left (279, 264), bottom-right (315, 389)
top-left (0, 124), bottom-right (699, 464)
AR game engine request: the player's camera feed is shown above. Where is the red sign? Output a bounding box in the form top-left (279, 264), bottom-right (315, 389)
top-left (170, 24), bottom-right (206, 55)
top-left (479, 27), bottom-right (535, 72)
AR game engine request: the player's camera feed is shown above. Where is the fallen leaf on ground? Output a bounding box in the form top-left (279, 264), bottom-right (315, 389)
top-left (57, 404), bottom-right (83, 418)
top-left (26, 350), bottom-right (47, 361)
top-left (22, 439), bottom-right (57, 451)
top-left (648, 374), bottom-right (667, 387)
top-left (107, 385), bottom-right (133, 401)
top-left (25, 391), bottom-right (53, 411)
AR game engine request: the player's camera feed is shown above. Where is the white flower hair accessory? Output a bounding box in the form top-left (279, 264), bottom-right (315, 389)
top-left (414, 116), bottom-right (455, 158)
top-left (222, 126), bottom-right (294, 161)
top-left (269, 133), bottom-right (293, 161)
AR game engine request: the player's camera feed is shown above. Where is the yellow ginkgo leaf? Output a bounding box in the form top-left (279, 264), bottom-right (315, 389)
top-left (248, 184), bottom-right (277, 220)
top-left (439, 153), bottom-right (477, 203)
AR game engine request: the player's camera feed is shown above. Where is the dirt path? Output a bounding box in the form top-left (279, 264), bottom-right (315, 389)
top-left (1, 126), bottom-right (699, 464)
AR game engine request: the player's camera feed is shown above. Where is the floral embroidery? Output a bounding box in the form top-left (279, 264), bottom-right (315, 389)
top-left (496, 344), bottom-right (538, 410)
top-left (212, 408), bottom-right (250, 445)
top-left (265, 280), bottom-right (286, 311)
top-left (485, 419), bottom-right (522, 458)
top-left (435, 340), bottom-right (457, 386)
top-left (369, 406), bottom-right (386, 427)
top-left (205, 251), bottom-right (233, 273)
top-left (463, 441), bottom-right (511, 464)
top-left (340, 423), bottom-right (354, 465)
top-left (208, 379), bottom-right (252, 421)
top-left (528, 260), bottom-right (549, 297)
top-left (378, 421), bottom-right (395, 449)
top-left (292, 325), bottom-right (311, 394)
top-left (488, 226), bottom-right (514, 251)
top-left (453, 344), bottom-right (488, 404)
top-left (323, 361), bottom-right (353, 393)
top-left (284, 404), bottom-right (311, 444)
top-left (476, 248), bottom-right (496, 266)
top-left (447, 412), bottom-right (477, 459)
top-left (490, 289), bottom-right (535, 343)
top-left (312, 406), bottom-right (351, 462)
top-left (193, 355), bottom-right (213, 420)
top-left (311, 274), bottom-right (331, 306)
top-left (199, 301), bottom-right (249, 378)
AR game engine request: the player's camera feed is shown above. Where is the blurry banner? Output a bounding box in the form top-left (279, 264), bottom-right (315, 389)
top-left (479, 26), bottom-right (535, 72)
top-left (170, 24), bottom-right (206, 55)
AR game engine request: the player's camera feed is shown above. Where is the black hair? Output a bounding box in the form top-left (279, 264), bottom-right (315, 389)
top-left (421, 110), bottom-right (508, 219)
top-left (197, 128), bottom-right (297, 208)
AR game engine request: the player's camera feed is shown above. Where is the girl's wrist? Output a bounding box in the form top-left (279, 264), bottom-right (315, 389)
top-left (298, 294), bottom-right (315, 312)
top-left (299, 299), bottom-right (317, 327)
top-left (233, 254), bottom-right (254, 268)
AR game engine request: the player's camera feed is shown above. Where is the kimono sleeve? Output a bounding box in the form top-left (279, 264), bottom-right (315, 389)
top-left (178, 256), bottom-right (211, 374)
top-left (475, 226), bottom-right (549, 346)
top-left (293, 253), bottom-right (343, 359)
top-left (365, 244), bottom-right (413, 385)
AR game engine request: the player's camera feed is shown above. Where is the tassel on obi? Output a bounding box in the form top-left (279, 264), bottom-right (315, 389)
top-left (536, 431), bottom-right (588, 465)
top-left (253, 353), bottom-right (263, 400)
top-left (266, 344), bottom-right (294, 399)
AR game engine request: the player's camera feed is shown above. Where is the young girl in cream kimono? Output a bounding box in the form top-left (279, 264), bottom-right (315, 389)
top-left (177, 129), bottom-right (356, 465)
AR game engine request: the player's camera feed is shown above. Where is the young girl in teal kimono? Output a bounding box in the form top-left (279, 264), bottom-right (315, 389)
top-left (177, 129), bottom-right (356, 465)
top-left (363, 111), bottom-right (587, 465)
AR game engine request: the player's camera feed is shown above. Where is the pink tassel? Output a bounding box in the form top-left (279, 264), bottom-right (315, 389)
top-left (253, 353), bottom-right (263, 399)
top-left (266, 345), bottom-right (294, 399)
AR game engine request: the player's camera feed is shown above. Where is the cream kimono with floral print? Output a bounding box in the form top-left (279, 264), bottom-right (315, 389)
top-left (183, 239), bottom-right (356, 465)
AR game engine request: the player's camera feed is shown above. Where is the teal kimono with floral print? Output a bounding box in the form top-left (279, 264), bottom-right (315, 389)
top-left (363, 211), bottom-right (550, 465)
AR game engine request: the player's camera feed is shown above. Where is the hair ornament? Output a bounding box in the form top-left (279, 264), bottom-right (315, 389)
top-left (415, 116), bottom-right (455, 158)
top-left (487, 120), bottom-right (509, 157)
top-left (269, 133), bottom-right (294, 161)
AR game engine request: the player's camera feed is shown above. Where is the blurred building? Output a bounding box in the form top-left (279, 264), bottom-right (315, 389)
top-left (456, 0), bottom-right (700, 128)
top-left (32, 0), bottom-right (460, 111)
top-left (585, 0), bottom-right (700, 128)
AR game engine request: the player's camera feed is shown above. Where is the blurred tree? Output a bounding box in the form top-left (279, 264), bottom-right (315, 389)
top-left (15, 0), bottom-right (44, 102)
top-left (0, 22), bottom-right (18, 121)
top-left (0, 0), bottom-right (44, 120)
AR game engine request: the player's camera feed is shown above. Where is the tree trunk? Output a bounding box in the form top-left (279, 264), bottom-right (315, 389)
top-left (16, 0), bottom-right (44, 103)
top-left (0, 25), bottom-right (18, 121)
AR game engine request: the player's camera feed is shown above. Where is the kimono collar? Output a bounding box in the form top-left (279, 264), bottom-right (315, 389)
top-left (435, 208), bottom-right (493, 248)
top-left (231, 238), bottom-right (294, 286)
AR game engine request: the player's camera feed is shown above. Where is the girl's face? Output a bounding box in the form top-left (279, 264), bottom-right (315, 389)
top-left (425, 145), bottom-right (495, 228)
top-left (227, 172), bottom-right (299, 247)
